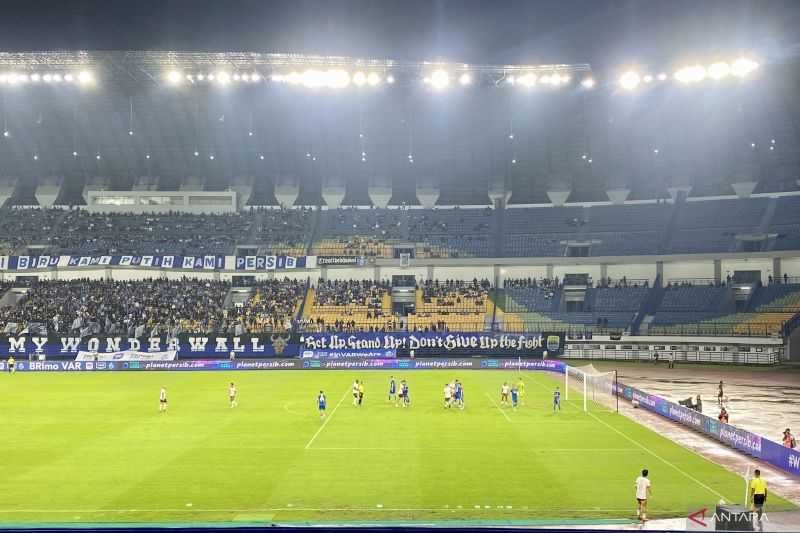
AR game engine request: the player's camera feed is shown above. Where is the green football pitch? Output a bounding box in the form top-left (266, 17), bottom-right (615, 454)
top-left (0, 369), bottom-right (794, 525)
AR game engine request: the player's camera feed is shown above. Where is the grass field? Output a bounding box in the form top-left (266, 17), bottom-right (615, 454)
top-left (0, 369), bottom-right (794, 525)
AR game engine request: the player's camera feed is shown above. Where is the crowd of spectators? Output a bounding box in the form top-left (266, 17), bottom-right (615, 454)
top-left (420, 278), bottom-right (490, 308)
top-left (231, 278), bottom-right (305, 333)
top-left (0, 278), bottom-right (231, 336)
top-left (313, 279), bottom-right (390, 311)
top-left (0, 207), bottom-right (314, 256)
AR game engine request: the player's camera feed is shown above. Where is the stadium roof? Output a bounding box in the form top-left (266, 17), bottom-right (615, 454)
top-left (0, 50), bottom-right (798, 206)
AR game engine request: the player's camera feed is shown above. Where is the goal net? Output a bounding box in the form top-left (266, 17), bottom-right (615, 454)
top-left (565, 364), bottom-right (618, 412)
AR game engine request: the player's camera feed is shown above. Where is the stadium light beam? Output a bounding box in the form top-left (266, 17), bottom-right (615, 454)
top-left (731, 57), bottom-right (759, 78)
top-left (674, 65), bottom-right (707, 83)
top-left (430, 69), bottom-right (449, 89)
top-left (78, 71), bottom-right (93, 85)
top-left (459, 73), bottom-right (472, 85)
top-left (707, 62), bottom-right (731, 80)
top-left (366, 72), bottom-right (380, 85)
top-left (619, 70), bottom-right (641, 90)
top-left (167, 70), bottom-right (182, 84)
top-left (581, 76), bottom-right (596, 89)
top-left (518, 73), bottom-right (537, 87)
top-left (353, 71), bottom-right (367, 86)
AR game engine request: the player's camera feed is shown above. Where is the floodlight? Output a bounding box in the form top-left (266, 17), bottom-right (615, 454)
top-left (386, 75), bottom-right (395, 83)
top-left (146, 154), bottom-right (150, 159)
top-left (325, 69), bottom-right (350, 88)
top-left (518, 73), bottom-right (536, 87)
top-left (197, 74), bottom-right (205, 81)
top-left (2, 131), bottom-right (8, 137)
top-left (301, 69), bottom-right (325, 88)
top-left (78, 71), bottom-right (93, 84)
top-left (619, 70), bottom-right (641, 90)
top-left (657, 73), bottom-right (667, 81)
top-left (707, 62), bottom-right (731, 80)
top-left (459, 73), bottom-right (471, 85)
top-left (731, 57), bottom-right (758, 78)
top-left (52, 74), bottom-right (62, 82)
top-left (207, 74), bottom-right (215, 81)
top-left (217, 72), bottom-right (231, 84)
top-left (31, 73), bottom-right (41, 82)
top-left (209, 154), bottom-right (214, 160)
top-left (430, 69), bottom-right (449, 89)
top-left (581, 77), bottom-right (596, 88)
top-left (168, 70), bottom-right (182, 84)
top-left (0, 74), bottom-right (6, 83)
top-left (72, 151), bottom-right (77, 156)
top-left (673, 65), bottom-right (707, 83)
top-left (353, 71), bottom-right (367, 86)
top-left (285, 72), bottom-right (301, 84)
top-left (642, 75), bottom-right (653, 83)
top-left (366, 72), bottom-right (380, 85)
top-left (260, 155), bottom-right (265, 160)
top-left (7, 73), bottom-right (18, 84)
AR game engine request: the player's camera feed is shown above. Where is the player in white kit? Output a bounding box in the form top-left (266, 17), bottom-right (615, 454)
top-left (229, 382), bottom-right (238, 408)
top-left (159, 386), bottom-right (168, 413)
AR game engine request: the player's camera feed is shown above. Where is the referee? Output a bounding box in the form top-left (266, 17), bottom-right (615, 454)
top-left (749, 469), bottom-right (767, 525)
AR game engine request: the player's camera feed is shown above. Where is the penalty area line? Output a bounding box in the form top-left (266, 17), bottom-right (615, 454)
top-left (485, 392), bottom-right (512, 422)
top-left (305, 388), bottom-right (350, 450)
top-left (520, 373), bottom-right (729, 501)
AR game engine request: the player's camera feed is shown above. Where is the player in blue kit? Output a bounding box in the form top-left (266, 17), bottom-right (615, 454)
top-left (388, 376), bottom-right (397, 402)
top-left (511, 386), bottom-right (519, 411)
top-left (318, 390), bottom-right (327, 419)
top-left (553, 386), bottom-right (561, 412)
top-left (454, 380), bottom-right (464, 409)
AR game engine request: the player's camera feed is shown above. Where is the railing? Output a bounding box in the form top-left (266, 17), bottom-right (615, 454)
top-left (592, 278), bottom-right (650, 288)
top-left (666, 278), bottom-right (719, 286)
top-left (564, 348), bottom-right (784, 365)
top-left (647, 322), bottom-right (783, 337)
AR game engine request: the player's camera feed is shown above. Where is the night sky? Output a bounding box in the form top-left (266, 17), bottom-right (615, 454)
top-left (0, 0), bottom-right (799, 69)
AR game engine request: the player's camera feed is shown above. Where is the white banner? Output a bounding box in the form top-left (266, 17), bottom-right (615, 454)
top-left (75, 350), bottom-right (177, 362)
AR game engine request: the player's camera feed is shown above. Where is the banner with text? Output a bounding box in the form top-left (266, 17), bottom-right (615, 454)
top-left (299, 332), bottom-right (562, 356)
top-left (75, 350), bottom-right (177, 362)
top-left (615, 382), bottom-right (799, 478)
top-left (0, 333), bottom-right (301, 358)
top-left (0, 254), bottom-right (309, 271)
top-left (301, 348), bottom-right (396, 359)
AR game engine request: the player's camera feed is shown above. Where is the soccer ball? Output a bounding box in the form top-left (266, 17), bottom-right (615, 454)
top-left (719, 499), bottom-right (726, 505)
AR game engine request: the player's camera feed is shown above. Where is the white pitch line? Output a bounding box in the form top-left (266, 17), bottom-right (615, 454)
top-left (485, 392), bottom-right (512, 422)
top-left (0, 507), bottom-right (676, 513)
top-left (310, 447), bottom-right (638, 451)
top-left (305, 388), bottom-right (350, 450)
top-left (521, 373), bottom-right (729, 501)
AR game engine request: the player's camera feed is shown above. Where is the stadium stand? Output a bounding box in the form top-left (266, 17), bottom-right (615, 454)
top-left (0, 196), bottom-right (799, 258)
top-left (0, 207), bottom-right (312, 256)
top-left (301, 279), bottom-right (397, 332)
top-left (0, 279), bottom-right (231, 335)
top-left (230, 279), bottom-right (306, 333)
top-left (407, 279), bottom-right (491, 332)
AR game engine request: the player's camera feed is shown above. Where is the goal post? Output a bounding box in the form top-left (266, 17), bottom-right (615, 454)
top-left (564, 364), bottom-right (618, 412)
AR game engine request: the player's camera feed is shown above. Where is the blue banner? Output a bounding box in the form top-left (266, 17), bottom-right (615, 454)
top-left (233, 255), bottom-right (308, 270)
top-left (299, 332), bottom-right (562, 356)
top-left (301, 348), bottom-right (396, 359)
top-left (614, 382), bottom-right (799, 478)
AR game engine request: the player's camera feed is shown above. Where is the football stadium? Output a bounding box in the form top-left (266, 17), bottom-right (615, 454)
top-left (1, 1), bottom-right (799, 532)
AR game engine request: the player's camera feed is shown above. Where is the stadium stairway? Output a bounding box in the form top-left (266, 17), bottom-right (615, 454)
top-left (306, 206), bottom-right (324, 256)
top-left (756, 197), bottom-right (779, 235)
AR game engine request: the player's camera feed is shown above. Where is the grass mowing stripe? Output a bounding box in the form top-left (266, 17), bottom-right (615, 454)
top-left (521, 373), bottom-right (730, 501)
top-left (304, 388), bottom-right (350, 450)
top-left (309, 447), bottom-right (638, 451)
top-left (485, 392), bottom-right (512, 421)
